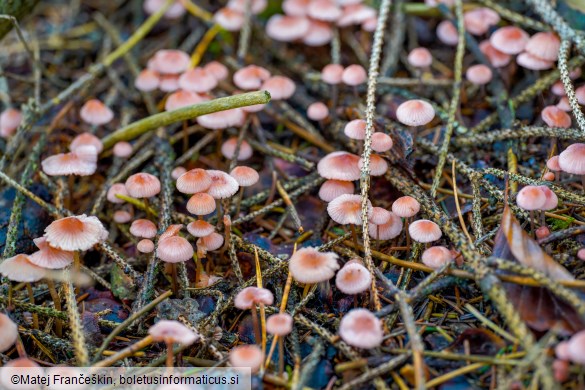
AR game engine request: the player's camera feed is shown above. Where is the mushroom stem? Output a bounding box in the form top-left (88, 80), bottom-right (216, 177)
top-left (529, 210), bottom-right (536, 237)
top-left (235, 187), bottom-right (244, 217)
top-left (165, 340), bottom-right (174, 367)
top-left (265, 335), bottom-right (278, 369)
top-left (350, 225), bottom-right (359, 249)
top-left (170, 263), bottom-right (178, 297)
top-left (405, 218), bottom-right (412, 253)
top-left (251, 305), bottom-right (261, 346)
top-left (278, 337), bottom-right (284, 377)
top-left (143, 197), bottom-right (153, 221)
top-left (182, 121), bottom-right (188, 153)
top-left (25, 283), bottom-right (39, 329)
top-left (330, 85), bottom-right (338, 119)
top-left (46, 279), bottom-right (63, 337)
top-left (581, 175), bottom-right (585, 194)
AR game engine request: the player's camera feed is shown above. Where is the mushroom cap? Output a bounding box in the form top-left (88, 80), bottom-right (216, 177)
top-left (436, 20), bottom-right (458, 46)
top-left (361, 16), bottom-right (377, 32)
top-left (204, 61), bottom-right (229, 81)
top-left (107, 183), bottom-right (128, 204)
top-left (214, 7), bottom-right (245, 31)
top-left (337, 4), bottom-right (376, 27)
top-left (230, 166), bottom-right (260, 187)
top-left (187, 220), bottom-right (215, 237)
top-left (261, 76), bottom-right (296, 100)
top-left (335, 262), bottom-right (372, 295)
top-left (156, 236), bottom-right (194, 263)
top-left (422, 246), bottom-right (454, 269)
top-left (578, 248), bottom-right (585, 261)
top-left (137, 239), bottom-right (155, 253)
top-left (79, 99), bottom-right (114, 126)
top-left (551, 81), bottom-right (566, 96)
top-left (318, 179), bottom-right (355, 202)
top-left (396, 99), bottom-right (435, 126)
top-left (517, 52), bottom-right (554, 70)
top-left (308, 0), bottom-right (342, 22)
top-left (221, 137), bottom-right (253, 161)
top-left (526, 32), bottom-right (561, 62)
top-left (303, 19), bottom-right (334, 46)
top-left (266, 15), bottom-right (310, 42)
top-left (463, 7), bottom-right (499, 36)
top-left (317, 151), bottom-right (361, 181)
top-left (44, 215), bottom-right (108, 251)
top-left (339, 308), bottom-right (383, 349)
top-left (135, 69), bottom-right (160, 92)
top-left (535, 226), bottom-right (551, 240)
top-left (125, 172), bottom-right (161, 198)
top-left (369, 207), bottom-right (392, 225)
top-left (171, 166), bottom-right (187, 180)
top-left (282, 0), bottom-right (311, 16)
top-left (0, 108), bottom-right (22, 138)
top-left (556, 96), bottom-right (572, 112)
top-left (538, 185), bottom-right (558, 211)
top-left (28, 237), bottom-right (74, 269)
top-left (541, 106), bottom-right (571, 129)
top-left (0, 254), bottom-right (46, 282)
top-left (368, 212), bottom-right (403, 240)
top-left (307, 102), bottom-right (329, 121)
top-left (567, 330), bottom-right (585, 364)
top-left (407, 47), bottom-right (433, 68)
top-left (41, 145), bottom-right (98, 176)
top-left (479, 40), bottom-right (511, 68)
top-left (130, 219), bottom-right (158, 238)
top-left (289, 247), bottom-right (339, 284)
top-left (198, 232), bottom-right (225, 251)
top-left (358, 154), bottom-right (388, 176)
top-left (392, 196), bottom-right (420, 218)
top-left (547, 156), bottom-right (561, 172)
top-left (516, 185), bottom-right (546, 211)
top-left (0, 313), bottom-right (18, 353)
top-left (344, 119), bottom-right (367, 140)
top-left (577, 85), bottom-right (585, 105)
top-left (178, 68), bottom-right (218, 93)
top-left (371, 132), bottom-right (393, 153)
top-left (186, 193), bottom-right (217, 215)
top-left (143, 0), bottom-right (186, 18)
top-left (227, 0), bottom-right (267, 14)
top-left (206, 170), bottom-right (240, 199)
top-left (197, 108), bottom-right (246, 129)
top-left (266, 313), bottom-right (293, 336)
top-left (159, 74), bottom-right (180, 92)
top-left (327, 194), bottom-right (373, 225)
top-left (342, 64), bottom-right (367, 86)
top-left (466, 64), bottom-right (493, 85)
top-left (234, 286), bottom-right (274, 309)
top-left (148, 320), bottom-right (199, 346)
top-left (113, 141), bottom-right (133, 158)
top-left (321, 64), bottom-right (345, 85)
top-left (490, 26), bottom-right (529, 55)
top-left (70, 132), bottom-right (104, 154)
top-left (409, 219), bottom-right (442, 243)
top-left (164, 90), bottom-right (205, 111)
top-left (151, 49), bottom-right (190, 74)
top-left (229, 345), bottom-right (264, 373)
top-left (233, 65), bottom-right (271, 90)
top-left (113, 210), bottom-right (132, 224)
top-left (160, 224), bottom-right (183, 240)
top-left (543, 172), bottom-right (556, 181)
top-left (176, 168), bottom-right (212, 194)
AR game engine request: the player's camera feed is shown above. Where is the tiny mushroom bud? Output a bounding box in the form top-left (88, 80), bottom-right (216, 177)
top-left (137, 239), bottom-right (155, 253)
top-left (0, 108), bottom-right (22, 138)
top-left (171, 166), bottom-right (187, 180)
top-left (80, 99), bottom-right (114, 126)
top-left (371, 132), bottom-right (393, 153)
top-left (466, 64), bottom-right (493, 85)
top-left (321, 64), bottom-right (344, 85)
top-left (344, 119), bottom-right (367, 140)
top-left (407, 47), bottom-right (433, 69)
top-left (436, 20), bottom-right (459, 46)
top-left (113, 142), bottom-right (133, 158)
top-left (266, 313), bottom-right (293, 336)
top-left (307, 102), bottom-right (329, 121)
top-left (422, 246), bottom-right (454, 269)
top-left (339, 308), bottom-right (383, 349)
top-left (342, 64), bottom-right (367, 86)
top-left (107, 183), bottom-right (128, 204)
top-left (221, 137), bottom-right (254, 161)
top-left (113, 210), bottom-right (132, 224)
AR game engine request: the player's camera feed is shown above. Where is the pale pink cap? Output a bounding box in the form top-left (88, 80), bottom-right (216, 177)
top-left (525, 32), bottom-right (561, 62)
top-left (407, 47), bottom-right (433, 68)
top-left (164, 90), bottom-right (205, 111)
top-left (543, 171), bottom-right (556, 181)
top-left (135, 69), bottom-right (160, 92)
top-left (70, 132), bottom-right (104, 153)
top-left (29, 237), bottom-right (74, 269)
top-left (113, 210), bottom-right (132, 223)
top-left (317, 151), bottom-right (361, 181)
top-left (303, 20), bottom-right (333, 46)
top-left (371, 132), bottom-right (393, 152)
top-left (318, 179), bottom-right (354, 202)
top-left (556, 96), bottom-right (571, 112)
top-left (214, 7), bottom-right (245, 31)
top-left (221, 137), bottom-right (253, 160)
top-left (466, 64), bottom-right (493, 85)
top-left (307, 102), bottom-right (329, 121)
top-left (368, 212), bottom-right (403, 240)
top-left (107, 183), bottom-right (128, 204)
top-left (541, 105), bottom-right (571, 128)
top-left (516, 185), bottom-right (546, 210)
top-left (44, 214), bottom-right (108, 251)
top-left (335, 262), bottom-right (371, 294)
top-left (235, 286), bottom-right (274, 309)
top-left (80, 99), bottom-right (114, 126)
top-left (358, 154), bottom-right (388, 176)
top-left (308, 0), bottom-right (342, 22)
top-left (567, 330), bottom-right (585, 364)
top-left (176, 168), bottom-right (212, 194)
top-left (233, 65), bottom-right (271, 90)
top-left (282, 0), bottom-right (310, 16)
top-left (130, 219), bottom-right (158, 238)
top-left (517, 52), bottom-right (554, 70)
top-left (436, 20), bottom-right (458, 46)
top-left (0, 313), bottom-right (18, 353)
top-left (339, 308), bottom-right (383, 348)
top-left (369, 207), bottom-right (392, 225)
top-left (396, 99), bottom-right (435, 126)
top-left (344, 119), bottom-right (366, 140)
top-left (148, 320), bottom-right (199, 346)
top-left (0, 108), bottom-right (22, 138)
top-left (159, 74), bottom-right (180, 92)
top-left (266, 313), bottom-right (293, 336)
top-left (204, 61), bottom-right (229, 81)
top-left (409, 219), bottom-right (442, 243)
top-left (342, 64), bottom-right (367, 86)
top-left (187, 193), bottom-right (217, 215)
top-left (41, 145), bottom-right (98, 176)
top-left (337, 4), bottom-right (376, 27)
top-left (289, 247), bottom-right (339, 284)
top-left (422, 246), bottom-right (453, 269)
top-left (577, 85), bottom-right (585, 105)
top-left (361, 16), bottom-right (377, 32)
top-left (227, 0), bottom-right (267, 14)
top-left (392, 196), bottom-right (420, 217)
top-left (552, 82), bottom-right (567, 96)
top-left (463, 8), bottom-right (499, 36)
top-left (179, 68), bottom-right (218, 93)
top-left (327, 194), bottom-right (372, 225)
top-left (322, 64), bottom-right (344, 85)
top-left (230, 166), bottom-right (260, 187)
top-left (547, 156), bottom-right (561, 172)
top-left (171, 166), bottom-right (187, 180)
top-left (157, 236), bottom-right (194, 263)
top-left (229, 345), bottom-right (263, 373)
top-left (198, 232), bottom-right (224, 251)
top-left (125, 172), bottom-right (161, 198)
top-left (0, 254), bottom-right (46, 282)
top-left (266, 15), bottom-right (310, 42)
top-left (559, 143), bottom-right (585, 175)
top-left (197, 108), bottom-right (245, 129)
top-left (261, 76), bottom-right (296, 100)
top-left (113, 141), bottom-right (133, 158)
top-left (187, 220), bottom-right (215, 237)
top-left (479, 41), bottom-right (511, 68)
top-left (535, 226), bottom-right (551, 239)
top-left (490, 26), bottom-right (529, 55)
top-left (137, 239), bottom-right (155, 253)
top-left (538, 185), bottom-right (558, 210)
top-left (151, 49), bottom-right (190, 74)
top-left (143, 0), bottom-right (186, 19)
top-left (578, 248), bottom-right (585, 261)
top-left (206, 170), bottom-right (240, 199)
